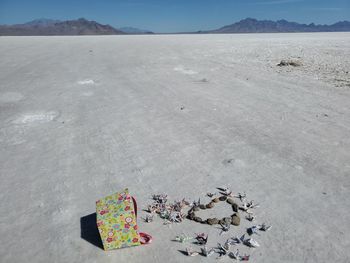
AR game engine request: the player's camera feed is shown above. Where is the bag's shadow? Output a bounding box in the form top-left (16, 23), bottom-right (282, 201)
top-left (80, 213), bottom-right (104, 250)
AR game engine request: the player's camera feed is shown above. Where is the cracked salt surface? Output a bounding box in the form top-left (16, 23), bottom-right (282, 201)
top-left (12, 111), bottom-right (60, 124)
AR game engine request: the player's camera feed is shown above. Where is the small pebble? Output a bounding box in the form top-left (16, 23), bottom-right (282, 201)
top-left (231, 203), bottom-right (239, 212)
top-left (207, 218), bottom-right (219, 225)
top-left (212, 198), bottom-right (220, 203)
top-left (194, 217), bottom-right (203, 223)
top-left (231, 213), bottom-right (240, 226)
top-left (200, 204), bottom-right (207, 210)
top-left (227, 198), bottom-right (235, 204)
top-left (206, 202), bottom-right (215, 209)
top-left (219, 196), bottom-right (227, 201)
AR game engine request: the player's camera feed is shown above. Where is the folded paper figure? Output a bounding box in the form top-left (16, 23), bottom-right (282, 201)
top-left (96, 188), bottom-right (152, 250)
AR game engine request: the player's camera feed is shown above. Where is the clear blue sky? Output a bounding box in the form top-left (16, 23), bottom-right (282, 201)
top-left (0, 0), bottom-right (349, 32)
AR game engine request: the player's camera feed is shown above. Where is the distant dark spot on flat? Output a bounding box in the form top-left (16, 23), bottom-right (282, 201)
top-left (277, 59), bottom-right (302, 67)
top-left (222, 159), bottom-right (234, 165)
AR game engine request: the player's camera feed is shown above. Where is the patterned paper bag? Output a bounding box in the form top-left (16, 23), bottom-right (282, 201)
top-left (96, 189), bottom-right (141, 250)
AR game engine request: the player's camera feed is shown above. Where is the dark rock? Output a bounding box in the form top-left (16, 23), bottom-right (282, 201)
top-left (212, 198), bottom-right (220, 203)
top-left (194, 217), bottom-right (203, 223)
top-left (231, 213), bottom-right (240, 226)
top-left (219, 196), bottom-right (227, 201)
top-left (226, 198), bottom-right (235, 204)
top-left (207, 218), bottom-right (219, 225)
top-left (206, 202), bottom-right (215, 209)
top-left (231, 203), bottom-right (239, 212)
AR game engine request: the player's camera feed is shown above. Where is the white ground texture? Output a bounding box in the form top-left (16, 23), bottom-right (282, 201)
top-left (0, 33), bottom-right (350, 263)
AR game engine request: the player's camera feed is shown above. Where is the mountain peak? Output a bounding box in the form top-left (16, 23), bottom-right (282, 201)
top-left (240, 18), bottom-right (258, 22)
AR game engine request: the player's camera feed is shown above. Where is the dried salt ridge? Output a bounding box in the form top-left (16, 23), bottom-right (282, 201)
top-left (144, 188), bottom-right (272, 261)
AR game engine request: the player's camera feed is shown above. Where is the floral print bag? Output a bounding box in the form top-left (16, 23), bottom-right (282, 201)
top-left (96, 188), bottom-right (152, 250)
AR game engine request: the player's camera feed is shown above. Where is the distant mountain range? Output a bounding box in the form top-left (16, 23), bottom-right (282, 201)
top-left (0, 18), bottom-right (127, 36)
top-left (204, 18), bottom-right (350, 33)
top-left (0, 17), bottom-right (349, 36)
top-left (0, 18), bottom-right (154, 35)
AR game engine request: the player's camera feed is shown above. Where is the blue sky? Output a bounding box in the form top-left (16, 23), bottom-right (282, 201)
top-left (0, 0), bottom-right (349, 32)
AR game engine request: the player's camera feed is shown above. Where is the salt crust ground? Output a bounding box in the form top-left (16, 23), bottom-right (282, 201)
top-left (0, 33), bottom-right (350, 263)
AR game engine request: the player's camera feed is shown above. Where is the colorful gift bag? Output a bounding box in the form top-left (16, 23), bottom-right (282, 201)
top-left (96, 188), bottom-right (151, 250)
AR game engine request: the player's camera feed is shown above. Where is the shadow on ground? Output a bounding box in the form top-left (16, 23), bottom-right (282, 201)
top-left (80, 213), bottom-right (104, 250)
